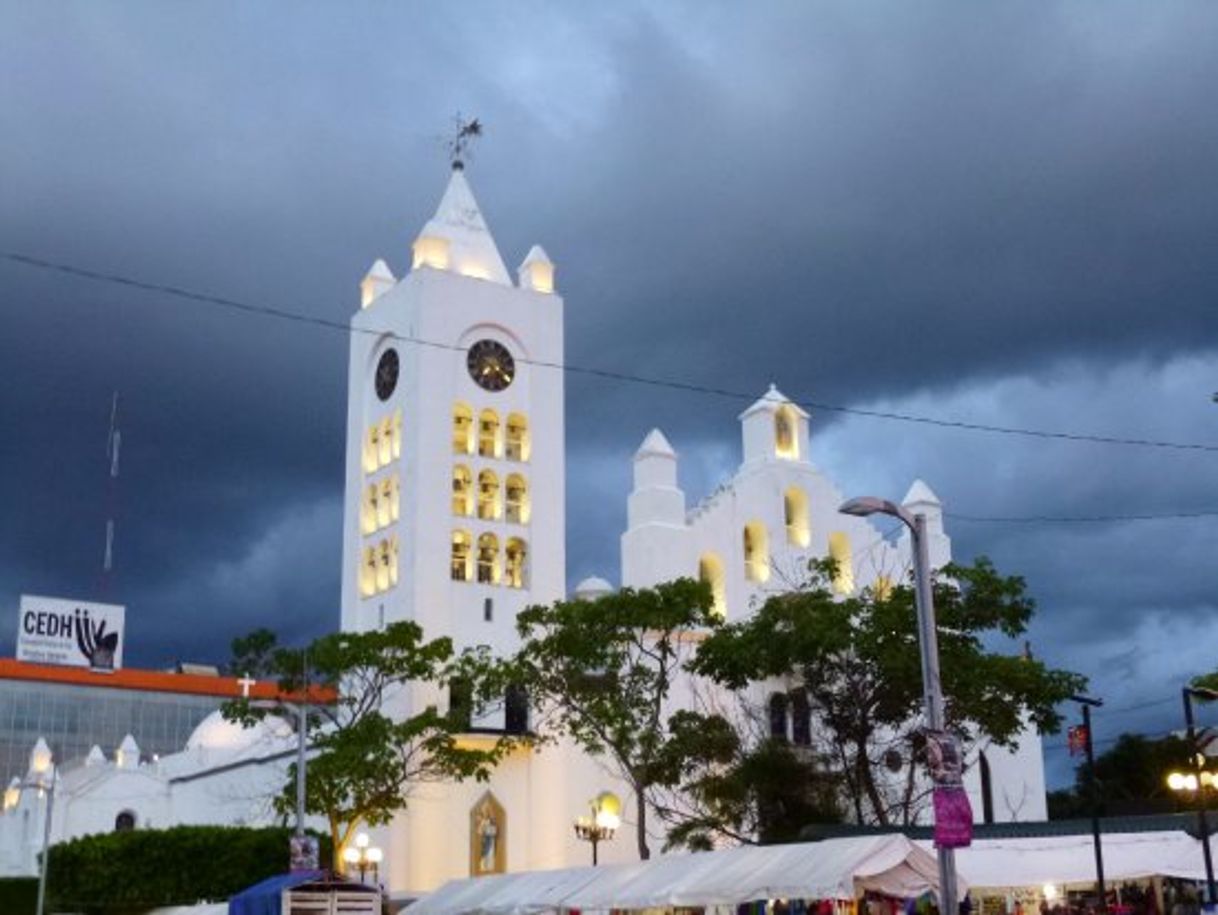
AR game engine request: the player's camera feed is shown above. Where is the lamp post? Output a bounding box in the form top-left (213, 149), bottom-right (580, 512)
top-left (342, 832), bottom-right (383, 884)
top-left (1176, 686), bottom-right (1218, 908)
top-left (839, 496), bottom-right (959, 915)
top-left (573, 791), bottom-right (621, 865)
top-left (1068, 694), bottom-right (1106, 911)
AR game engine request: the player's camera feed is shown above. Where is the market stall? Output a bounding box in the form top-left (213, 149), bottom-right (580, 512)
top-left (409, 834), bottom-right (964, 915)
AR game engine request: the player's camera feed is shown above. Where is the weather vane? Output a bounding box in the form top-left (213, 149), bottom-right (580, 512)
top-left (446, 114), bottom-right (483, 171)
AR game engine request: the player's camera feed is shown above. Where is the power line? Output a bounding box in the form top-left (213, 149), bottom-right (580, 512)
top-left (947, 510), bottom-right (1218, 525)
top-left (7, 249), bottom-right (1218, 455)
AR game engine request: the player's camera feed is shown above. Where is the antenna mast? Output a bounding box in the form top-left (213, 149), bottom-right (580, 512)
top-left (101, 391), bottom-right (121, 593)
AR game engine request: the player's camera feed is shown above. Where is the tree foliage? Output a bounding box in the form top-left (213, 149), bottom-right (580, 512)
top-left (514, 578), bottom-right (722, 859)
top-left (225, 622), bottom-right (510, 868)
top-left (1049, 732), bottom-right (1195, 819)
top-left (692, 557), bottom-right (1085, 826)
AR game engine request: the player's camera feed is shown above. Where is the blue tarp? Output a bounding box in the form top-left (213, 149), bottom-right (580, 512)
top-left (228, 870), bottom-right (326, 915)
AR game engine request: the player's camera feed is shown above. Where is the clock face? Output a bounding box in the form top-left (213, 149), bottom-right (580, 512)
top-left (375, 348), bottom-right (399, 401)
top-left (467, 339), bottom-right (515, 392)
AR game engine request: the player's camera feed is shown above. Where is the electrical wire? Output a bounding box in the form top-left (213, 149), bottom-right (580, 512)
top-left (947, 510), bottom-right (1218, 524)
top-left (6, 249), bottom-right (1218, 455)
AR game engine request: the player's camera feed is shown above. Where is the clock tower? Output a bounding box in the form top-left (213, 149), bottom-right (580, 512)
top-left (340, 163), bottom-right (575, 892)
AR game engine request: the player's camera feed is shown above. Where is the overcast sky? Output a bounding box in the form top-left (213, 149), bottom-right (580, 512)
top-left (2, 2), bottom-right (1217, 787)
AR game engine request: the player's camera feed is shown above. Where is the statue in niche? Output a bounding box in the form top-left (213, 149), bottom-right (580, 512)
top-left (469, 791), bottom-right (506, 876)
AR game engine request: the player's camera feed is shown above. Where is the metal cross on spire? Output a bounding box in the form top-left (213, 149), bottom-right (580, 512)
top-left (446, 114), bottom-right (483, 171)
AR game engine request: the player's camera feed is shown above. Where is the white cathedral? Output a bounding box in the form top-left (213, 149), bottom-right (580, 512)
top-left (0, 163), bottom-right (1047, 892)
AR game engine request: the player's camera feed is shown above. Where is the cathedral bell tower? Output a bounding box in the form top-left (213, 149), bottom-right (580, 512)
top-left (340, 160), bottom-right (566, 689)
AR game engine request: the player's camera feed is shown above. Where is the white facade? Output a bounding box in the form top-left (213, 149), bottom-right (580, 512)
top-left (0, 715), bottom-right (309, 877)
top-left (620, 386), bottom-right (1047, 826)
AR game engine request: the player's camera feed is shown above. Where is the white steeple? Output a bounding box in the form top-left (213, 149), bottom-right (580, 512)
top-left (85, 745), bottom-right (106, 767)
top-left (899, 478), bottom-right (951, 569)
top-left (27, 738), bottom-right (51, 777)
top-left (627, 428), bottom-right (685, 529)
top-left (739, 384), bottom-right (810, 465)
top-left (360, 258), bottom-right (396, 308)
top-left (518, 244), bottom-right (555, 293)
top-left (902, 478), bottom-right (941, 511)
top-left (411, 168), bottom-right (511, 285)
top-left (116, 734), bottom-right (140, 770)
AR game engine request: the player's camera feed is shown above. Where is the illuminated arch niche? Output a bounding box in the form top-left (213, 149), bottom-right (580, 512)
top-left (774, 405), bottom-right (799, 460)
top-left (784, 487), bottom-right (810, 547)
top-left (828, 531), bottom-right (854, 594)
top-left (699, 552), bottom-right (727, 619)
top-left (743, 521), bottom-right (770, 583)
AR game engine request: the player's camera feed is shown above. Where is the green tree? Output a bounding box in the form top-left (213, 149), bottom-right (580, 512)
top-left (225, 622), bottom-right (510, 869)
top-left (692, 557), bottom-right (1085, 826)
top-left (1049, 732), bottom-right (1195, 819)
top-left (513, 578), bottom-right (723, 859)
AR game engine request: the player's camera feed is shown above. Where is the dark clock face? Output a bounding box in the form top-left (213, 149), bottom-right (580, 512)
top-left (467, 339), bottom-right (515, 392)
top-left (375, 348), bottom-right (399, 401)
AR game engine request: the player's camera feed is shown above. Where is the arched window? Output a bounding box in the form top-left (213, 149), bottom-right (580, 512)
top-left (453, 403), bottom-right (474, 455)
top-left (743, 521), bottom-right (770, 583)
top-left (828, 531), bottom-right (854, 594)
top-left (698, 553), bottom-right (726, 619)
top-left (359, 546), bottom-right (378, 597)
top-left (114, 810), bottom-right (136, 832)
top-left (361, 483), bottom-right (379, 535)
top-left (790, 689), bottom-right (812, 746)
top-left (452, 465), bottom-right (473, 516)
top-left (505, 474), bottom-right (529, 524)
top-left (768, 693), bottom-right (789, 741)
top-left (478, 470), bottom-right (501, 520)
top-left (506, 413), bottom-right (530, 462)
top-left (784, 487), bottom-right (810, 547)
top-left (449, 677), bottom-right (472, 731)
top-left (505, 684), bottom-right (529, 734)
top-left (363, 424), bottom-right (381, 473)
top-left (775, 405), bottom-right (799, 460)
top-left (874, 575), bottom-right (893, 602)
top-left (477, 533), bottom-right (500, 584)
top-left (451, 531), bottom-right (472, 582)
top-left (378, 417), bottom-right (393, 467)
top-left (378, 475), bottom-right (399, 528)
top-left (478, 409), bottom-right (500, 458)
top-left (505, 538), bottom-right (527, 589)
top-left (376, 536), bottom-right (398, 591)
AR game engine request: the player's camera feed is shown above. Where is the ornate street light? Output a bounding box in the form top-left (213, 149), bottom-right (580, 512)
top-left (573, 791), bottom-right (621, 865)
top-left (342, 832), bottom-right (383, 884)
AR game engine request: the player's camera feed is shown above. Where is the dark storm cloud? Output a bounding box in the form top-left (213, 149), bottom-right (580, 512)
top-left (2, 1), bottom-right (1217, 783)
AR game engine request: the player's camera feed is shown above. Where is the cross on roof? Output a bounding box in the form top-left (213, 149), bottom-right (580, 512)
top-left (237, 673), bottom-right (256, 698)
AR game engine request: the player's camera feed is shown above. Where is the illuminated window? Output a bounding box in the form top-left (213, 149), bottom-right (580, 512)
top-left (452, 465), bottom-right (473, 516)
top-left (743, 521), bottom-right (770, 583)
top-left (698, 552), bottom-right (726, 619)
top-left (360, 483), bottom-right (379, 535)
top-left (505, 537), bottom-right (527, 589)
top-left (363, 424), bottom-right (380, 473)
top-left (378, 476), bottom-right (399, 528)
top-left (478, 409), bottom-right (500, 458)
top-left (453, 403), bottom-right (474, 455)
top-left (391, 411), bottom-right (402, 459)
top-left (775, 405), bottom-right (799, 460)
top-left (505, 474), bottom-right (529, 524)
top-left (477, 533), bottom-right (500, 584)
top-left (377, 417), bottom-right (392, 467)
top-left (359, 546), bottom-right (377, 597)
top-left (451, 530), bottom-right (472, 582)
top-left (828, 531), bottom-right (854, 594)
top-left (376, 536), bottom-right (398, 592)
top-left (784, 487), bottom-right (810, 547)
top-left (874, 575), bottom-right (893, 601)
top-left (478, 469), bottom-right (501, 521)
top-left (506, 413), bottom-right (529, 462)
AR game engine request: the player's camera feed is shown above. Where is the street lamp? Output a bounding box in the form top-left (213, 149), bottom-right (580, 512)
top-left (1175, 686), bottom-right (1218, 908)
top-left (573, 791), bottom-right (621, 865)
top-left (839, 496), bottom-right (959, 915)
top-left (342, 832), bottom-right (383, 884)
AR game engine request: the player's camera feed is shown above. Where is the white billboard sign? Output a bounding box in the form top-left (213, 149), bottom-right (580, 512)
top-left (17, 595), bottom-right (126, 670)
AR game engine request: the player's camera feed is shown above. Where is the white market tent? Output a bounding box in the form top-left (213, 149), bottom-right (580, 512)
top-left (919, 831), bottom-right (1209, 892)
top-left (409, 835), bottom-right (963, 915)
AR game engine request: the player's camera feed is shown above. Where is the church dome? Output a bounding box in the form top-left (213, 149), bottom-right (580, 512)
top-left (186, 711), bottom-right (292, 754)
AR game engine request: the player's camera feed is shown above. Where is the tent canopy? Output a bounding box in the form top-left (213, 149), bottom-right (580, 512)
top-left (409, 835), bottom-right (960, 915)
top-left (921, 832), bottom-right (1209, 891)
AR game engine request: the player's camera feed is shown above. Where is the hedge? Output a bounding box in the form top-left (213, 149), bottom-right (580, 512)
top-left (46, 824), bottom-right (331, 915)
top-left (0, 877), bottom-right (39, 915)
